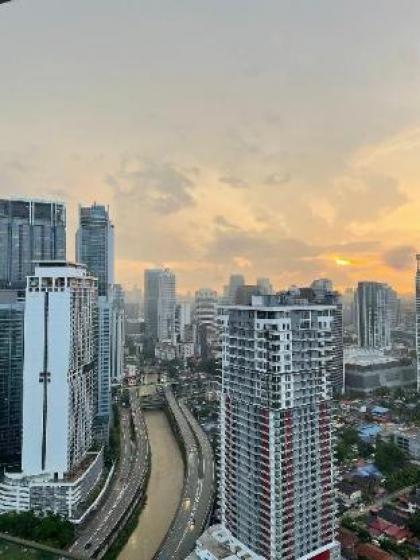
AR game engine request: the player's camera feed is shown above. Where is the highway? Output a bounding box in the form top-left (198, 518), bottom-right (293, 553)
top-left (154, 387), bottom-right (215, 560)
top-left (70, 393), bottom-right (150, 559)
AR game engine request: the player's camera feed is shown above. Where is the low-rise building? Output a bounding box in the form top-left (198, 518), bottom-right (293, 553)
top-left (345, 347), bottom-right (415, 393)
top-left (381, 426), bottom-right (420, 460)
top-left (368, 517), bottom-right (411, 544)
top-left (187, 524), bottom-right (265, 560)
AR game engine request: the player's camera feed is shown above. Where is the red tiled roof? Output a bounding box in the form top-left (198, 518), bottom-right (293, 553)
top-left (368, 518), bottom-right (410, 541)
top-left (356, 543), bottom-right (393, 560)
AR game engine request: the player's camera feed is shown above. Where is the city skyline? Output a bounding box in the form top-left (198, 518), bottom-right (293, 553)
top-left (1, 2), bottom-right (420, 292)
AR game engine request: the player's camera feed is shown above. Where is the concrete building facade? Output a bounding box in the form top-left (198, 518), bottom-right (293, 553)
top-left (217, 294), bottom-right (340, 560)
top-left (357, 282), bottom-right (392, 350)
top-left (144, 268), bottom-right (176, 344)
top-left (0, 262), bottom-right (102, 518)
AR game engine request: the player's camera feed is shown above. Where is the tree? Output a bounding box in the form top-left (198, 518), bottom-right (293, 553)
top-left (0, 511), bottom-right (74, 548)
top-left (408, 510), bottom-right (420, 538)
top-left (374, 440), bottom-right (407, 474)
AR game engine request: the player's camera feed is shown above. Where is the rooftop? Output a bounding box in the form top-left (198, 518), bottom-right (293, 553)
top-left (345, 347), bottom-right (397, 366)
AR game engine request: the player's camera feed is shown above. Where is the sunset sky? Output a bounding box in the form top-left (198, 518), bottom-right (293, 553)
top-left (1, 1), bottom-right (420, 293)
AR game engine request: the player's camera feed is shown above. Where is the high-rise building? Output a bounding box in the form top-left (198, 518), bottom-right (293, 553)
top-left (111, 284), bottom-right (125, 384)
top-left (0, 199), bottom-right (66, 289)
top-left (22, 263), bottom-right (97, 477)
top-left (257, 277), bottom-right (273, 295)
top-left (125, 285), bottom-right (143, 320)
top-left (194, 288), bottom-right (218, 357)
top-left (0, 263), bottom-right (103, 518)
top-left (216, 293), bottom-right (340, 560)
top-left (0, 291), bottom-right (24, 467)
top-left (235, 284), bottom-right (261, 305)
top-left (144, 268), bottom-right (176, 344)
top-left (387, 286), bottom-right (400, 328)
top-left (76, 204), bottom-right (122, 430)
top-left (416, 256), bottom-right (420, 391)
top-left (356, 282), bottom-right (392, 349)
top-left (310, 278), bottom-right (333, 295)
top-left (76, 204), bottom-right (114, 297)
top-left (176, 301), bottom-right (193, 342)
top-left (222, 274), bottom-right (245, 305)
top-left (342, 287), bottom-right (356, 328)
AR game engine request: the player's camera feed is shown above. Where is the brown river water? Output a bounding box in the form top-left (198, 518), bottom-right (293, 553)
top-left (119, 410), bottom-right (184, 560)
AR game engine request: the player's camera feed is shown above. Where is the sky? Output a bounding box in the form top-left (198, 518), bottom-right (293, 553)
top-left (1, 1), bottom-right (420, 294)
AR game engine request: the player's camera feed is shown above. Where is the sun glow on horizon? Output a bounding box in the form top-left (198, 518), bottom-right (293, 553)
top-left (335, 257), bottom-right (352, 267)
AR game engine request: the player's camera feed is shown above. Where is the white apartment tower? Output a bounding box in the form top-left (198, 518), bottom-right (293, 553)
top-left (218, 294), bottom-right (339, 560)
top-left (22, 262), bottom-right (97, 478)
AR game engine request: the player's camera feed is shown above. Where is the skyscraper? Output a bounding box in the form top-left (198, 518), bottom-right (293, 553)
top-left (216, 293), bottom-right (339, 560)
top-left (194, 288), bottom-right (218, 358)
top-left (111, 283), bottom-right (125, 384)
top-left (310, 278), bottom-right (333, 295)
top-left (416, 256), bottom-right (420, 391)
top-left (0, 263), bottom-right (103, 517)
top-left (76, 204), bottom-right (121, 427)
top-left (144, 268), bottom-right (176, 343)
top-left (0, 199), bottom-right (66, 289)
top-left (0, 291), bottom-right (24, 467)
top-left (356, 282), bottom-right (392, 349)
top-left (21, 263), bottom-right (97, 477)
top-left (76, 204), bottom-right (114, 297)
top-left (257, 277), bottom-right (273, 295)
top-left (176, 301), bottom-right (193, 342)
top-left (226, 274), bottom-right (245, 304)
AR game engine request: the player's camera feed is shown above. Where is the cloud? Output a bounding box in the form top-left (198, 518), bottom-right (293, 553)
top-left (206, 227), bottom-right (322, 268)
top-left (264, 172), bottom-right (291, 185)
top-left (219, 175), bottom-right (249, 189)
top-left (383, 245), bottom-right (416, 271)
top-left (332, 174), bottom-right (408, 223)
top-left (214, 215), bottom-right (239, 230)
top-left (107, 158), bottom-right (196, 214)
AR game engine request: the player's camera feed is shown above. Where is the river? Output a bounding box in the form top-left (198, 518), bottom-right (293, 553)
top-left (119, 410), bottom-right (184, 560)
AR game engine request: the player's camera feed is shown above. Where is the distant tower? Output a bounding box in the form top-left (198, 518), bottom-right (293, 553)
top-left (227, 274), bottom-right (245, 304)
top-left (416, 256), bottom-right (420, 391)
top-left (194, 288), bottom-right (218, 357)
top-left (76, 204), bottom-right (114, 297)
top-left (76, 204), bottom-right (122, 429)
top-left (144, 268), bottom-right (176, 344)
top-left (256, 277), bottom-right (273, 295)
top-left (310, 278), bottom-right (333, 295)
top-left (356, 282), bottom-right (392, 349)
top-left (0, 198), bottom-right (66, 289)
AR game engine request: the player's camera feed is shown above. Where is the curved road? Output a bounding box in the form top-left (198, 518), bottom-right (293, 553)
top-left (70, 395), bottom-right (149, 558)
top-left (155, 388), bottom-right (215, 560)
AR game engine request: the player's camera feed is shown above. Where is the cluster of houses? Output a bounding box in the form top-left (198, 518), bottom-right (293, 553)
top-left (339, 489), bottom-right (420, 560)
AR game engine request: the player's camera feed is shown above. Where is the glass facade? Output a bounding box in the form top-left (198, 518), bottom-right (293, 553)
top-left (0, 299), bottom-right (24, 467)
top-left (0, 199), bottom-right (66, 289)
top-left (76, 204), bottom-right (114, 297)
